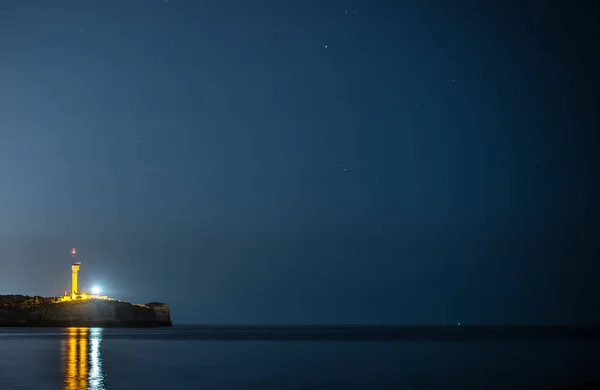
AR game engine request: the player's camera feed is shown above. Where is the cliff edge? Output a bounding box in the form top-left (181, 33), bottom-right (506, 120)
top-left (0, 295), bottom-right (172, 327)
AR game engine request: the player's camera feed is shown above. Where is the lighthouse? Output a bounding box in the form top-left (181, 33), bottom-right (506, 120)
top-left (71, 248), bottom-right (80, 298)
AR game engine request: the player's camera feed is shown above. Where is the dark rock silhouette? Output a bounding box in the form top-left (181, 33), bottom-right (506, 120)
top-left (0, 295), bottom-right (172, 327)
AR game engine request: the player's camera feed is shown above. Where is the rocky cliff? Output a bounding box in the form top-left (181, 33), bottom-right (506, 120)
top-left (0, 295), bottom-right (172, 327)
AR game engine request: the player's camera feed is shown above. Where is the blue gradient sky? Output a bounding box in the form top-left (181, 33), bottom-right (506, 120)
top-left (0, 0), bottom-right (598, 324)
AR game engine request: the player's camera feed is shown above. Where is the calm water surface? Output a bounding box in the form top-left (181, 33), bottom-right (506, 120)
top-left (0, 327), bottom-right (597, 390)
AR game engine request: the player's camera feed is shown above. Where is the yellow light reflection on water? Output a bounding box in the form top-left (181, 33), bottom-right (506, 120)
top-left (61, 327), bottom-right (105, 390)
top-left (78, 328), bottom-right (87, 389)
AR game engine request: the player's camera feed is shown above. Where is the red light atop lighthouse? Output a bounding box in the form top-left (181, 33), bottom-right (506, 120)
top-left (71, 248), bottom-right (76, 256)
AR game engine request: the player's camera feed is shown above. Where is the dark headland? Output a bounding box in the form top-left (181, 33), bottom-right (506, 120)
top-left (0, 295), bottom-right (172, 327)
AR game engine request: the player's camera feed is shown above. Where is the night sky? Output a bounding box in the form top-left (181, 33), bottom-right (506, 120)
top-left (0, 1), bottom-right (598, 325)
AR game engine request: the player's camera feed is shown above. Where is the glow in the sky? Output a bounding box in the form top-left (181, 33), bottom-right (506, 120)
top-left (91, 286), bottom-right (101, 295)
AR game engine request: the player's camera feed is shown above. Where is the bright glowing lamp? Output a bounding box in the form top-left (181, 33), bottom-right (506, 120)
top-left (91, 286), bottom-right (101, 295)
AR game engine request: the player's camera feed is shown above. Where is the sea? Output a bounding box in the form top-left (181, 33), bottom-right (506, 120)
top-left (0, 327), bottom-right (597, 390)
